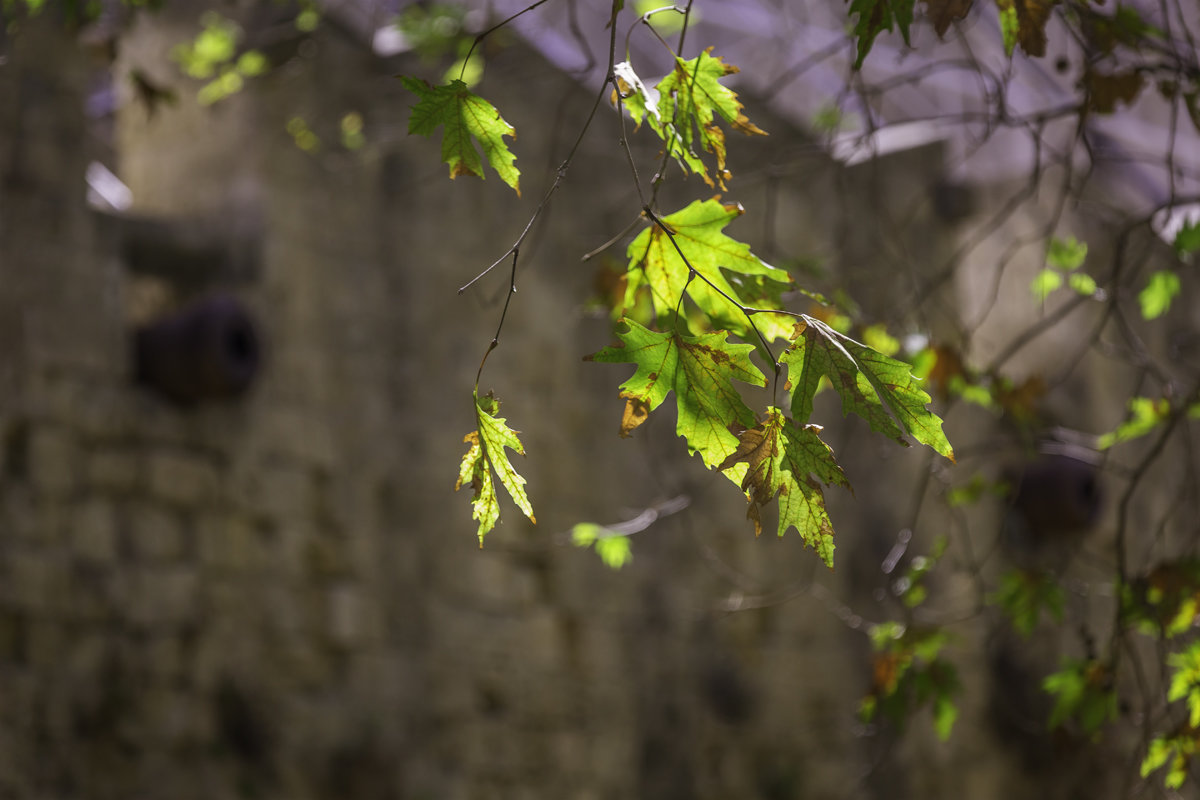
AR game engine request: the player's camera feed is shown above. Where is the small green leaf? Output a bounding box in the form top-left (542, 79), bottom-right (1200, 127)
top-left (991, 569), bottom-right (1065, 636)
top-left (1175, 220), bottom-right (1200, 256)
top-left (1099, 396), bottom-right (1169, 449)
top-left (1043, 658), bottom-right (1116, 734)
top-left (997, 0), bottom-right (1018, 56)
top-left (1030, 269), bottom-right (1063, 301)
top-left (1139, 270), bottom-right (1181, 319)
top-left (236, 50), bottom-right (268, 77)
top-left (862, 324), bottom-right (901, 357)
top-left (295, 6), bottom-right (320, 31)
top-left (456, 391), bottom-right (535, 543)
top-left (594, 536), bottom-right (632, 569)
top-left (401, 77), bottom-right (520, 194)
top-left (1142, 733), bottom-right (1197, 790)
top-left (1047, 236), bottom-right (1087, 271)
top-left (571, 524), bottom-right (633, 569)
top-left (1068, 272), bottom-right (1098, 296)
top-left (933, 693), bottom-right (958, 740)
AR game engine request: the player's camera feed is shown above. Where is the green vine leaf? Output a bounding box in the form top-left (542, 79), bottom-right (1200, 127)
top-left (624, 199), bottom-right (794, 342)
top-left (717, 407), bottom-right (849, 565)
top-left (400, 77), bottom-right (520, 194)
top-left (586, 318), bottom-right (766, 473)
top-left (455, 391), bottom-right (535, 544)
top-left (782, 317), bottom-right (955, 460)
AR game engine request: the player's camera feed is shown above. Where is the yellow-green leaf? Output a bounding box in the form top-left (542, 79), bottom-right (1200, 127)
top-left (621, 49), bottom-right (765, 188)
top-left (1139, 270), bottom-right (1180, 319)
top-left (718, 407), bottom-right (849, 565)
top-left (587, 319), bottom-right (766, 474)
top-left (455, 391), bottom-right (535, 543)
top-left (624, 199), bottom-right (794, 342)
top-left (782, 317), bottom-right (954, 460)
top-left (401, 77), bottom-right (520, 194)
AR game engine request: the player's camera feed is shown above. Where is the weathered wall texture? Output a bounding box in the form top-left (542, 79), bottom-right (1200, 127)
top-left (0, 5), bottom-right (1174, 800)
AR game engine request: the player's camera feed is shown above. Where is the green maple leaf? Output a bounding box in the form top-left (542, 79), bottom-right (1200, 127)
top-left (400, 76), bottom-right (520, 194)
top-left (624, 199), bottom-right (794, 342)
top-left (848, 0), bottom-right (916, 68)
top-left (782, 317), bottom-right (954, 460)
top-left (615, 50), bottom-right (765, 188)
top-left (586, 319), bottom-right (766, 474)
top-left (718, 408), bottom-right (850, 565)
top-left (655, 48), bottom-right (766, 188)
top-left (455, 391), bottom-right (535, 543)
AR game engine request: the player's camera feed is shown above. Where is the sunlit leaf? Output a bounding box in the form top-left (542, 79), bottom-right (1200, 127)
top-left (587, 319), bottom-right (767, 472)
top-left (624, 199), bottom-right (795, 342)
top-left (571, 523), bottom-right (633, 569)
top-left (718, 408), bottom-right (849, 564)
top-left (456, 391), bottom-right (535, 543)
top-left (635, 48), bottom-right (767, 188)
top-left (997, 0), bottom-right (1019, 55)
top-left (1068, 272), bottom-right (1098, 296)
top-left (401, 77), bottom-right (520, 194)
top-left (863, 324), bottom-right (901, 356)
top-left (782, 317), bottom-right (954, 460)
top-left (1047, 235), bottom-right (1087, 271)
top-left (1099, 396), bottom-right (1169, 449)
top-left (1139, 270), bottom-right (1180, 319)
top-left (236, 50), bottom-right (268, 77)
top-left (1142, 732), bottom-right (1199, 790)
top-left (1030, 268), bottom-right (1063, 301)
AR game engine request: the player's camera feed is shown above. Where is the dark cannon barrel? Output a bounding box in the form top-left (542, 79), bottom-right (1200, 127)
top-left (134, 293), bottom-right (261, 406)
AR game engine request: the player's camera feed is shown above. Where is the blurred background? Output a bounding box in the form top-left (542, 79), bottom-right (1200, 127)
top-left (1, 0), bottom-right (1199, 797)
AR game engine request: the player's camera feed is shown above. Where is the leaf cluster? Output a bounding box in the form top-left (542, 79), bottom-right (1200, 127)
top-left (411, 14), bottom-right (952, 561)
top-left (1042, 657), bottom-right (1118, 734)
top-left (860, 622), bottom-right (960, 740)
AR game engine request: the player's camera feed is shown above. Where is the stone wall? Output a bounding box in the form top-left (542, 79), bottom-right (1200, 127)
top-left (0, 4), bottom-right (1173, 799)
